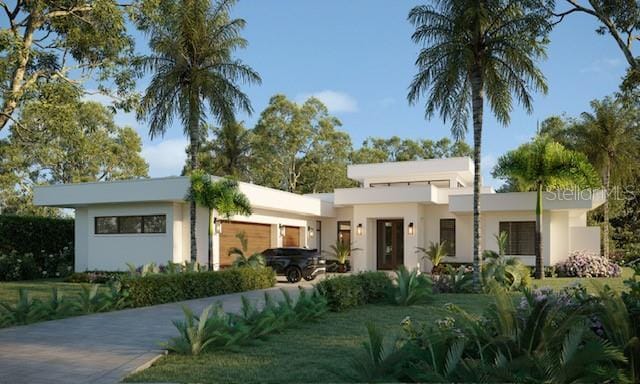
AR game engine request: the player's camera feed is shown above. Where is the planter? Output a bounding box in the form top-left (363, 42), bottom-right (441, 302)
top-left (337, 264), bottom-right (348, 273)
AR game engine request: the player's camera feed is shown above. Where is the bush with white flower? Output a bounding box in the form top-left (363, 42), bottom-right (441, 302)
top-left (555, 250), bottom-right (621, 278)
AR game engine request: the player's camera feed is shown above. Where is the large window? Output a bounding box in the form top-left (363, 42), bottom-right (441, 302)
top-left (439, 219), bottom-right (456, 256)
top-left (95, 215), bottom-right (166, 234)
top-left (499, 221), bottom-right (535, 255)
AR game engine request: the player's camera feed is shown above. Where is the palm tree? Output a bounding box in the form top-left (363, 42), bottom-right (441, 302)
top-left (492, 137), bottom-right (599, 279)
top-left (187, 171), bottom-right (252, 270)
top-left (200, 121), bottom-right (252, 180)
top-left (407, 0), bottom-right (551, 291)
top-left (138, 0), bottom-right (261, 263)
top-left (229, 231), bottom-right (266, 268)
top-left (569, 97), bottom-right (640, 259)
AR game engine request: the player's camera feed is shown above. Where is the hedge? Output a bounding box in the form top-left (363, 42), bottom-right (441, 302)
top-left (0, 215), bottom-right (74, 256)
top-left (123, 267), bottom-right (277, 307)
top-left (316, 272), bottom-right (393, 311)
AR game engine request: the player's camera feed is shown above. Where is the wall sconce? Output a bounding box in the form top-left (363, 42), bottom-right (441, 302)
top-left (279, 224), bottom-right (286, 237)
top-left (356, 223), bottom-right (363, 236)
top-left (308, 226), bottom-right (314, 238)
top-left (214, 217), bottom-right (222, 234)
top-left (408, 222), bottom-right (414, 236)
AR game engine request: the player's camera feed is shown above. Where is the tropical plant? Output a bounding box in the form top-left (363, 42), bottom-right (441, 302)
top-left (0, 289), bottom-right (47, 326)
top-left (138, 0), bottom-right (261, 263)
top-left (72, 284), bottom-right (110, 314)
top-left (432, 265), bottom-right (474, 294)
top-left (416, 241), bottom-right (448, 274)
top-left (493, 136), bottom-right (600, 278)
top-left (36, 288), bottom-right (75, 319)
top-left (162, 303), bottom-right (243, 355)
top-left (343, 323), bottom-right (407, 383)
top-left (349, 288), bottom-right (634, 383)
top-left (197, 121), bottom-right (253, 180)
top-left (388, 266), bottom-right (432, 306)
top-left (566, 97), bottom-right (639, 258)
top-left (407, 0), bottom-right (551, 291)
top-left (230, 231), bottom-right (265, 268)
top-left (164, 288), bottom-right (327, 355)
top-left (325, 241), bottom-right (360, 272)
top-left (187, 172), bottom-right (252, 269)
top-left (481, 232), bottom-right (531, 291)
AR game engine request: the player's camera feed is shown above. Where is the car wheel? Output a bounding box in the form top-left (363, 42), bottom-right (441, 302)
top-left (286, 267), bottom-right (302, 283)
top-left (303, 274), bottom-right (316, 281)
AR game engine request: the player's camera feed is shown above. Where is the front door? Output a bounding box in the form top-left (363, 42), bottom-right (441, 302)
top-left (376, 220), bottom-right (404, 270)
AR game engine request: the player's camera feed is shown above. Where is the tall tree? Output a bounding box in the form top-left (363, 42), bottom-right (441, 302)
top-left (561, 97), bottom-right (639, 258)
top-left (187, 172), bottom-right (251, 270)
top-left (251, 95), bottom-right (350, 193)
top-left (0, 82), bottom-right (148, 215)
top-left (408, 0), bottom-right (551, 291)
top-left (196, 121), bottom-right (252, 180)
top-left (138, 0), bottom-right (260, 262)
top-left (351, 136), bottom-right (473, 164)
top-left (493, 137), bottom-right (599, 279)
top-left (0, 0), bottom-right (139, 131)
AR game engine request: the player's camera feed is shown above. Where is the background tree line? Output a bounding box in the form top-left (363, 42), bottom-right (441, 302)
top-left (191, 93), bottom-right (473, 194)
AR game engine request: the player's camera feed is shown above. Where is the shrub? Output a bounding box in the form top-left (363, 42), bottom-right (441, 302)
top-left (0, 252), bottom-right (39, 281)
top-left (482, 232), bottom-right (531, 292)
top-left (347, 288), bottom-right (634, 383)
top-left (316, 272), bottom-right (392, 312)
top-left (555, 250), bottom-right (622, 278)
top-left (65, 271), bottom-right (127, 284)
top-left (0, 215), bottom-right (73, 260)
top-left (388, 266), bottom-right (432, 306)
top-left (163, 288), bottom-right (327, 355)
top-left (123, 267), bottom-right (276, 307)
top-left (433, 265), bottom-right (473, 293)
top-left (0, 246), bottom-right (73, 281)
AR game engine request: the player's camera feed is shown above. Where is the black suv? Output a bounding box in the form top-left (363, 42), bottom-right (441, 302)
top-left (261, 248), bottom-right (326, 283)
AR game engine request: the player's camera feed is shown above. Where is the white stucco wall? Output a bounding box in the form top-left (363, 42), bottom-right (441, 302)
top-left (81, 203), bottom-right (176, 271)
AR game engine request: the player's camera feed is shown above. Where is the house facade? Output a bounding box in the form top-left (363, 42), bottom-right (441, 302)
top-left (34, 157), bottom-right (604, 272)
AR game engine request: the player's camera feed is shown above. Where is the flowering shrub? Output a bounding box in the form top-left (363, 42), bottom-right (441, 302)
top-left (0, 244), bottom-right (73, 281)
top-left (555, 250), bottom-right (621, 278)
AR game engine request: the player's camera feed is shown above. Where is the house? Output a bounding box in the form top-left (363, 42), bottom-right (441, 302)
top-left (33, 157), bottom-right (604, 272)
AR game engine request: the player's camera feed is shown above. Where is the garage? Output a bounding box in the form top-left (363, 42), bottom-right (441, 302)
top-left (220, 221), bottom-right (272, 267)
top-left (283, 226), bottom-right (300, 247)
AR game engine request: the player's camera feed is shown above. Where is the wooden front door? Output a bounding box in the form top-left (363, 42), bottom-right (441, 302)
top-left (376, 219), bottom-right (404, 270)
top-left (283, 226), bottom-right (300, 247)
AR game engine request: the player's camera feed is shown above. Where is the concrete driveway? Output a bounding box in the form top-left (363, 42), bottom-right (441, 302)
top-left (0, 279), bottom-right (318, 384)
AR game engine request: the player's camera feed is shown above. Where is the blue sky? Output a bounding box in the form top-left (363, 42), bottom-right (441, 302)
top-left (17, 1), bottom-right (635, 186)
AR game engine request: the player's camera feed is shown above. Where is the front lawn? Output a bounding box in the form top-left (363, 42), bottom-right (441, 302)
top-left (125, 294), bottom-right (492, 384)
top-left (0, 279), bottom-right (104, 305)
top-left (531, 267), bottom-right (634, 293)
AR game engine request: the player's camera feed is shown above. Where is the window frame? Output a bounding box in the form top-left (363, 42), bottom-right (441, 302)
top-left (94, 215), bottom-right (167, 235)
top-left (439, 218), bottom-right (456, 257)
top-left (498, 221), bottom-right (536, 256)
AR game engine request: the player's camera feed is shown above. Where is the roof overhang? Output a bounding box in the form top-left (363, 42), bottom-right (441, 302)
top-left (34, 177), bottom-right (335, 218)
top-left (334, 185), bottom-right (438, 206)
top-left (449, 190), bottom-right (606, 213)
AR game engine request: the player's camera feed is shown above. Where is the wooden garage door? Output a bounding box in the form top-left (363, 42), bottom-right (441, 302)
top-left (220, 222), bottom-right (271, 267)
top-left (283, 226), bottom-right (300, 247)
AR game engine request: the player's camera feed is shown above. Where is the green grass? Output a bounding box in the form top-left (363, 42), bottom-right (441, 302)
top-left (531, 267), bottom-right (634, 293)
top-left (125, 294), bottom-right (491, 384)
top-left (0, 279), bottom-right (104, 304)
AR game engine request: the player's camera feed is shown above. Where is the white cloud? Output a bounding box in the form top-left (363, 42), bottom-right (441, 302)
top-left (579, 57), bottom-right (622, 74)
top-left (142, 138), bottom-right (188, 177)
top-left (378, 97), bottom-right (396, 108)
top-left (296, 90), bottom-right (358, 113)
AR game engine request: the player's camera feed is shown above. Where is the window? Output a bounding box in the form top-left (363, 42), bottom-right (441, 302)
top-left (499, 221), bottom-right (535, 255)
top-left (439, 219), bottom-right (456, 256)
top-left (94, 215), bottom-right (166, 234)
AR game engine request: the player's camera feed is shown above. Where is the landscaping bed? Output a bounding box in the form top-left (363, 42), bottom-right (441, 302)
top-left (125, 294), bottom-right (491, 384)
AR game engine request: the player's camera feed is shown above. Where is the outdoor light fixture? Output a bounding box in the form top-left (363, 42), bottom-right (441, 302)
top-left (356, 223), bottom-right (363, 236)
top-left (308, 226), bottom-right (314, 238)
top-left (279, 224), bottom-right (286, 237)
top-left (408, 222), bottom-right (415, 236)
top-left (214, 217), bottom-right (222, 234)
